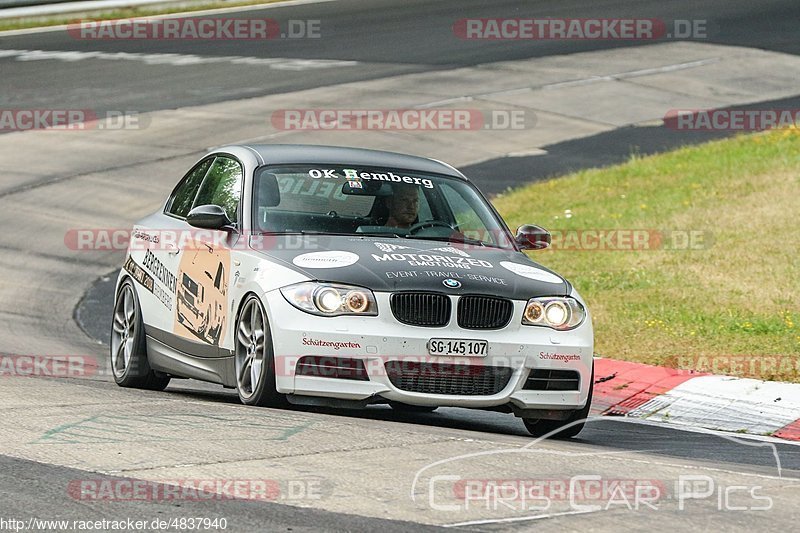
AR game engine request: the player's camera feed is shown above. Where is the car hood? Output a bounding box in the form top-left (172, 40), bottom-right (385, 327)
top-left (250, 234), bottom-right (570, 299)
top-left (251, 235), bottom-right (571, 300)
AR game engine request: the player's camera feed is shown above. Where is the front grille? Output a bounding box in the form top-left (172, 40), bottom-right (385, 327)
top-left (390, 292), bottom-right (451, 327)
top-left (523, 369), bottom-right (580, 391)
top-left (457, 296), bottom-right (513, 329)
top-left (385, 361), bottom-right (512, 395)
top-left (296, 356), bottom-right (369, 381)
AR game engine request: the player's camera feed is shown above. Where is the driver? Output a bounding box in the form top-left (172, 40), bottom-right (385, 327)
top-left (384, 184), bottom-right (419, 228)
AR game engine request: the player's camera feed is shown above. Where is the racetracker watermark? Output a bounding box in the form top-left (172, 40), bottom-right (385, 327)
top-left (0, 355), bottom-right (98, 378)
top-left (270, 109), bottom-right (534, 130)
top-left (664, 109), bottom-right (800, 131)
top-left (68, 478), bottom-right (327, 502)
top-left (675, 355), bottom-right (800, 380)
top-left (547, 229), bottom-right (712, 251)
top-left (0, 109), bottom-right (145, 131)
top-left (65, 228), bottom-right (711, 252)
top-left (68, 18), bottom-right (321, 40)
top-left (453, 18), bottom-right (708, 40)
top-left (449, 477), bottom-right (665, 511)
top-left (64, 229), bottom-right (322, 252)
top-left (281, 354), bottom-right (586, 379)
top-left (1, 518), bottom-right (228, 532)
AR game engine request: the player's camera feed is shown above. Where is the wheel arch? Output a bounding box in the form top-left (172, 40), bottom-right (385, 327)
top-left (234, 291), bottom-right (267, 327)
top-left (229, 290), bottom-right (273, 355)
top-left (114, 271), bottom-right (133, 296)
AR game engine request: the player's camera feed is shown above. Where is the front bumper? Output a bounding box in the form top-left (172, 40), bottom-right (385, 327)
top-left (264, 290), bottom-right (593, 411)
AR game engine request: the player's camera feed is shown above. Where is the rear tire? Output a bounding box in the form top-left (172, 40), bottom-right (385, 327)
top-left (110, 279), bottom-right (170, 391)
top-left (235, 295), bottom-right (285, 407)
top-left (523, 367), bottom-right (593, 439)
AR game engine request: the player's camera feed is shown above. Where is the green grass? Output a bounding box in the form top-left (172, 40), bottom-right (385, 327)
top-left (492, 128), bottom-right (800, 381)
top-left (0, 0), bottom-right (285, 32)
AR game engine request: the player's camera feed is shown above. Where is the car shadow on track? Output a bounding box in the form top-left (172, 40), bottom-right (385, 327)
top-left (161, 382), bottom-right (800, 476)
top-left (161, 383), bottom-right (533, 437)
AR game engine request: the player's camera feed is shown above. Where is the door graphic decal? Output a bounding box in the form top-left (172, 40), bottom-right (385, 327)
top-left (174, 240), bottom-right (229, 346)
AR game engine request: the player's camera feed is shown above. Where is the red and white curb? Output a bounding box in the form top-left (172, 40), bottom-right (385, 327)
top-left (592, 358), bottom-right (800, 441)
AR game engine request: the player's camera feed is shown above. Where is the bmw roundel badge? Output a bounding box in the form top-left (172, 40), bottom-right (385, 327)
top-left (443, 278), bottom-right (462, 289)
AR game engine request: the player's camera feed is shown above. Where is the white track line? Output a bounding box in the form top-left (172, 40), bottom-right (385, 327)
top-left (0, 48), bottom-right (357, 69)
top-left (0, 0), bottom-right (338, 36)
top-left (443, 508), bottom-right (599, 528)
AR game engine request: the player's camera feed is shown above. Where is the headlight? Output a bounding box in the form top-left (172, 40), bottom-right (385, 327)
top-left (522, 297), bottom-right (585, 330)
top-left (281, 282), bottom-right (378, 317)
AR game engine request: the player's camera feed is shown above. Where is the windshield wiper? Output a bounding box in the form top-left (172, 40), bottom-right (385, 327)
top-left (404, 234), bottom-right (489, 248)
top-left (303, 231), bottom-right (399, 238)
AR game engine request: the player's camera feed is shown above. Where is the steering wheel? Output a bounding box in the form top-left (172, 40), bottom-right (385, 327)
top-left (407, 220), bottom-right (454, 234)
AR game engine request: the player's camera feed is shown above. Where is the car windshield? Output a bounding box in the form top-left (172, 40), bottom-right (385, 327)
top-left (252, 165), bottom-right (515, 249)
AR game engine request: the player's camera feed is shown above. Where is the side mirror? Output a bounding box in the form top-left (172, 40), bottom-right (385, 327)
top-left (515, 224), bottom-right (551, 250)
top-left (186, 205), bottom-right (233, 230)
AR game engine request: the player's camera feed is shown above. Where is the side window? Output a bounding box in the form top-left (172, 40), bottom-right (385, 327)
top-left (166, 158), bottom-right (213, 218)
top-left (193, 156), bottom-right (244, 223)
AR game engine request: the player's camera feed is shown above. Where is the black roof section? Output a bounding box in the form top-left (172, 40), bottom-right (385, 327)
top-left (238, 144), bottom-right (467, 180)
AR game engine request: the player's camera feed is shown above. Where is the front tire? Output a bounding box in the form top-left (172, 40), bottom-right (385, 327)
top-left (110, 279), bottom-right (170, 391)
top-left (235, 295), bottom-right (284, 407)
top-left (523, 368), bottom-right (593, 439)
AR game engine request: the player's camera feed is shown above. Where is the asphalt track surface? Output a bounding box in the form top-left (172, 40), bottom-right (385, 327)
top-left (3, 0), bottom-right (800, 113)
top-left (2, 0), bottom-right (800, 187)
top-left (0, 455), bottom-right (450, 532)
top-left (2, 0), bottom-right (800, 530)
top-left (3, 373), bottom-right (800, 530)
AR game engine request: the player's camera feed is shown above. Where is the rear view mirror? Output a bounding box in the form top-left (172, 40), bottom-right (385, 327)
top-left (186, 205), bottom-right (233, 230)
top-left (342, 180), bottom-right (392, 196)
top-left (256, 171), bottom-right (281, 207)
top-left (515, 224), bottom-right (551, 250)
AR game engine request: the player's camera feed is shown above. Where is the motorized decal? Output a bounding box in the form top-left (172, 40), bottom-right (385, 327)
top-left (371, 251), bottom-right (492, 269)
top-left (373, 242), bottom-right (412, 253)
top-left (292, 251), bottom-right (359, 269)
top-left (173, 238), bottom-right (230, 347)
top-left (499, 261), bottom-right (564, 284)
top-left (429, 246), bottom-right (470, 257)
top-left (374, 241), bottom-right (470, 257)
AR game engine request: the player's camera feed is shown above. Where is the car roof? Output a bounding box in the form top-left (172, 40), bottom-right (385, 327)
top-left (229, 144), bottom-right (468, 180)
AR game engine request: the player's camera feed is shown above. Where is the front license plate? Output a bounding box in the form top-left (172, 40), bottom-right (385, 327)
top-left (427, 338), bottom-right (488, 357)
